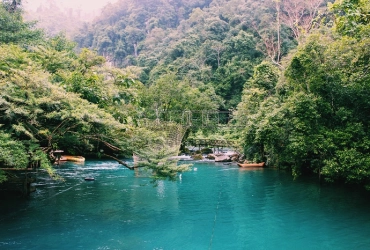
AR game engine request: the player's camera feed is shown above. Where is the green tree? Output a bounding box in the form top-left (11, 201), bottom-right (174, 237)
top-left (0, 44), bottom-right (129, 182)
top-left (2, 0), bottom-right (21, 13)
top-left (141, 73), bottom-right (222, 118)
top-left (233, 61), bottom-right (280, 160)
top-left (0, 2), bottom-right (42, 44)
top-left (329, 0), bottom-right (370, 38)
top-left (130, 121), bottom-right (191, 182)
top-left (236, 2), bottom-right (370, 189)
top-left (74, 0), bottom-right (298, 111)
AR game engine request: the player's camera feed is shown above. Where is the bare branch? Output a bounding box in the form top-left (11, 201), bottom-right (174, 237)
top-left (280, 0), bottom-right (324, 42)
top-left (103, 153), bottom-right (135, 170)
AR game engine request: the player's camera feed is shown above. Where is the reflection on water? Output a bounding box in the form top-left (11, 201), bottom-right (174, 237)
top-left (1, 160), bottom-right (370, 250)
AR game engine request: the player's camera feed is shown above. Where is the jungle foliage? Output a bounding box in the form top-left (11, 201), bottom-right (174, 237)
top-left (0, 2), bottom-right (218, 183)
top-left (3, 0), bottom-right (370, 190)
top-left (74, 0), bottom-right (330, 109)
top-left (234, 0), bottom-right (370, 189)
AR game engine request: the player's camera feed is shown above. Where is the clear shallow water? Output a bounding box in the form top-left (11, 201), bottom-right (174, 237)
top-left (1, 160), bottom-right (370, 250)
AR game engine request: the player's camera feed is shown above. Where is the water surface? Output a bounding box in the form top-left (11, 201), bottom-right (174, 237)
top-left (1, 160), bottom-right (370, 249)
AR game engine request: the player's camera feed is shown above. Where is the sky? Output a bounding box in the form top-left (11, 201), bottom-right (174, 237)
top-left (23, 0), bottom-right (119, 13)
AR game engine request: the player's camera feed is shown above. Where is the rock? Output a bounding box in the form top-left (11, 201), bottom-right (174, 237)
top-left (214, 154), bottom-right (231, 162)
top-left (231, 155), bottom-right (239, 162)
top-left (206, 154), bottom-right (215, 160)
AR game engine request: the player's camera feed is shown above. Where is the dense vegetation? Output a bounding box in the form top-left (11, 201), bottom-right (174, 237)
top-left (73, 0), bottom-right (333, 108)
top-left (2, 0), bottom-right (370, 190)
top-left (0, 1), bottom-right (218, 183)
top-left (233, 0), bottom-right (370, 189)
top-left (73, 1), bottom-right (265, 107)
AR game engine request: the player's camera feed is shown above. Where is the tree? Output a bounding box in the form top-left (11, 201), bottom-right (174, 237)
top-left (0, 2), bottom-right (42, 44)
top-left (248, 0), bottom-right (283, 65)
top-left (280, 0), bottom-right (325, 42)
top-left (237, 11), bottom-right (370, 188)
top-left (233, 61), bottom-right (280, 160)
top-left (130, 121), bottom-right (191, 182)
top-left (329, 0), bottom-right (370, 38)
top-left (0, 131), bottom-right (29, 183)
top-left (0, 43), bottom-right (134, 182)
top-left (124, 27), bottom-right (145, 57)
top-left (141, 73), bottom-right (221, 117)
top-left (2, 0), bottom-right (21, 13)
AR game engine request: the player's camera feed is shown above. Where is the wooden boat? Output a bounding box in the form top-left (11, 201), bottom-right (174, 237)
top-left (237, 162), bottom-right (265, 168)
top-left (84, 177), bottom-right (95, 181)
top-left (59, 155), bottom-right (85, 162)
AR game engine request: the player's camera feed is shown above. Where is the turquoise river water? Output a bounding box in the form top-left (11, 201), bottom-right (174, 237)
top-left (1, 160), bottom-right (370, 250)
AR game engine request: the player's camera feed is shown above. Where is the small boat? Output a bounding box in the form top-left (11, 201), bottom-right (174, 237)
top-left (237, 162), bottom-right (265, 168)
top-left (84, 177), bottom-right (95, 181)
top-left (59, 155), bottom-right (85, 162)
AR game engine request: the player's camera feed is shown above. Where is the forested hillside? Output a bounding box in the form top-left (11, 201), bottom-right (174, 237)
top-left (75, 0), bottom-right (329, 108)
top-left (2, 0), bottom-right (370, 190)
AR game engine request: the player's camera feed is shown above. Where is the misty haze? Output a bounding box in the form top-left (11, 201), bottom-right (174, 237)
top-left (24, 0), bottom-right (118, 36)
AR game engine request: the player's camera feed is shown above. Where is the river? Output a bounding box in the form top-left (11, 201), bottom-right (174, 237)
top-left (1, 160), bottom-right (370, 249)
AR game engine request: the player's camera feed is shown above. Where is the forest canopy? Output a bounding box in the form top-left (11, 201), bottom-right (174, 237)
top-left (3, 0), bottom-right (370, 190)
top-left (233, 0), bottom-right (370, 189)
top-left (0, 1), bottom-right (217, 183)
